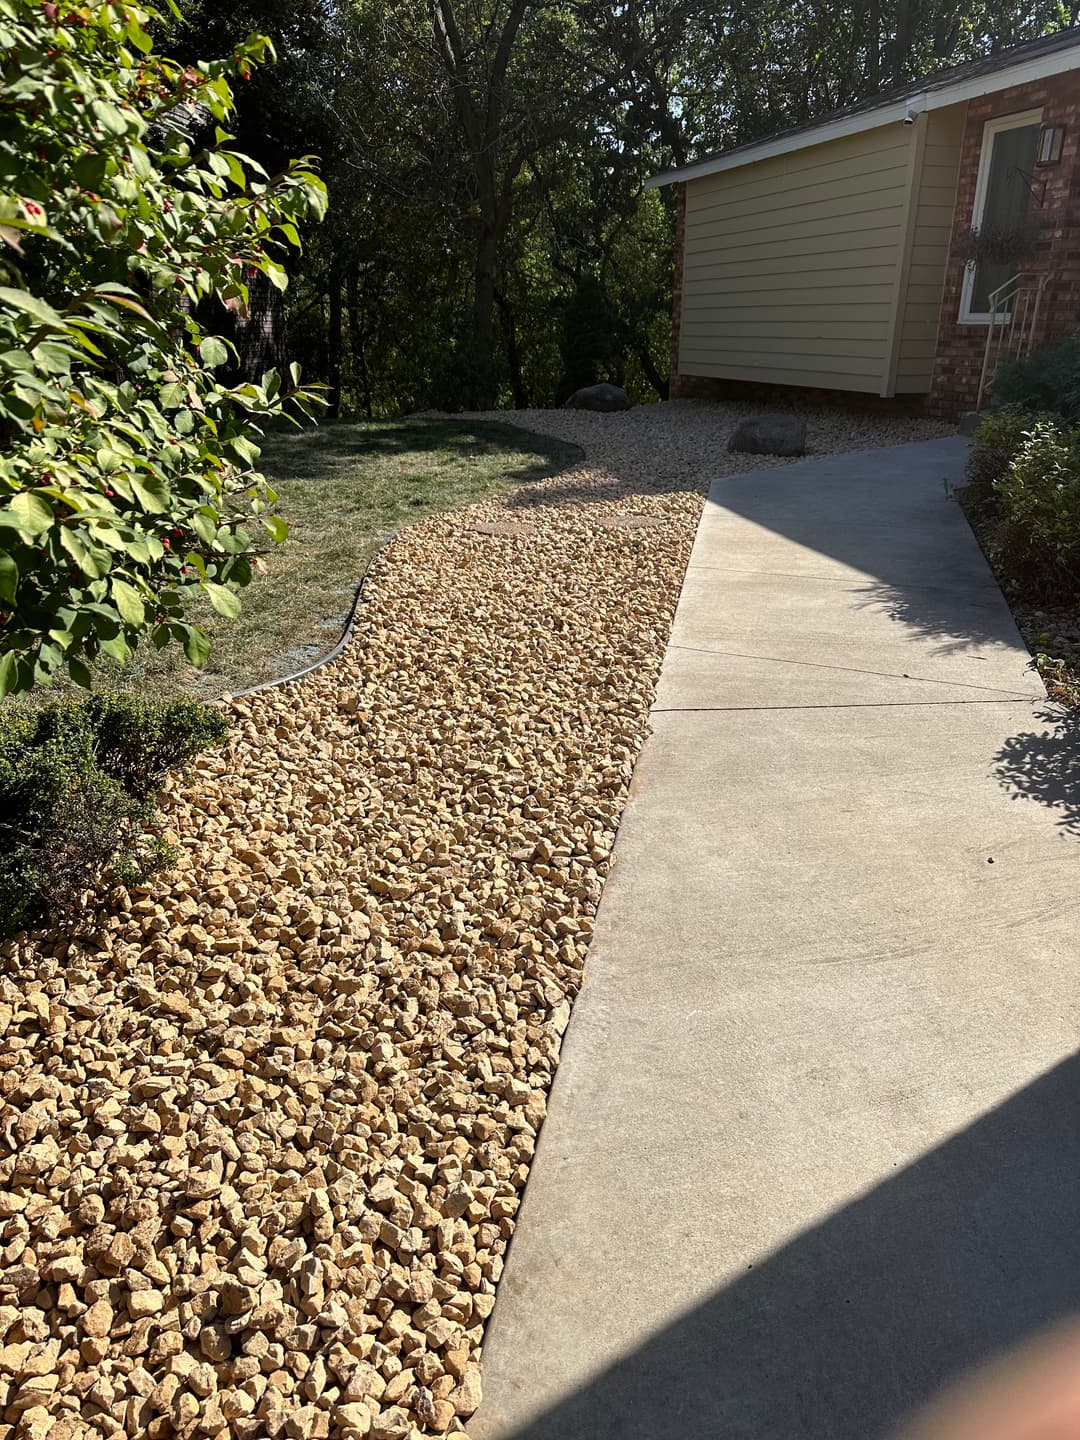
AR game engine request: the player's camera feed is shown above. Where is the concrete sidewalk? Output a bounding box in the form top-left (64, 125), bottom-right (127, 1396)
top-left (473, 438), bottom-right (1080, 1440)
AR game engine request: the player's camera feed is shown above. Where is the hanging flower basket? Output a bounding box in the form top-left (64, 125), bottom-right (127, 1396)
top-left (954, 223), bottom-right (1041, 269)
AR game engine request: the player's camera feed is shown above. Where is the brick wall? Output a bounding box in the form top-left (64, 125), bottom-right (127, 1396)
top-left (929, 73), bottom-right (1080, 415)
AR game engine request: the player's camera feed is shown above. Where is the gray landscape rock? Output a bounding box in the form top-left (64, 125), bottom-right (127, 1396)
top-left (564, 383), bottom-right (632, 413)
top-left (958, 411), bottom-right (983, 436)
top-left (727, 414), bottom-right (807, 457)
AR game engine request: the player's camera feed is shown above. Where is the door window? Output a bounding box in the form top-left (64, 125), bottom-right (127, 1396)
top-left (961, 111), bottom-right (1041, 321)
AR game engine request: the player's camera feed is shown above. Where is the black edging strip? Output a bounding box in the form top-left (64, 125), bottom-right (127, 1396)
top-left (232, 532), bottom-right (398, 699)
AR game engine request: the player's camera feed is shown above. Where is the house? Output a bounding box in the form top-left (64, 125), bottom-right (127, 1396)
top-left (647, 30), bottom-right (1080, 416)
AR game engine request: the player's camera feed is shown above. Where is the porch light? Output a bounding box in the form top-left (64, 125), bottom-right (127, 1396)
top-left (1036, 124), bottom-right (1065, 166)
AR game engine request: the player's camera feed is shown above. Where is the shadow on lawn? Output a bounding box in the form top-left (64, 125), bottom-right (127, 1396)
top-left (262, 419), bottom-right (583, 488)
top-left (484, 1054), bottom-right (1080, 1440)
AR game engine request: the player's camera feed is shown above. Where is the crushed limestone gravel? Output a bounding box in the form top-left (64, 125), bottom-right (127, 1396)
top-left (0, 401), bottom-right (953, 1440)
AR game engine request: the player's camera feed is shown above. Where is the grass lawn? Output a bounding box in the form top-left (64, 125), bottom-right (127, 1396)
top-left (40, 418), bottom-right (581, 703)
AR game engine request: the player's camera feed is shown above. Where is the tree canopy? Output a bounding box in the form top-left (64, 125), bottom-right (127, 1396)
top-left (228, 0), bottom-right (1068, 414)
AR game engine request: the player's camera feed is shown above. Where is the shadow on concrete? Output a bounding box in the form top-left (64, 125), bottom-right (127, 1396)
top-left (850, 577), bottom-right (1033, 660)
top-left (993, 705), bottom-right (1080, 838)
top-left (494, 1055), bottom-right (1080, 1440)
top-left (696, 440), bottom-right (1017, 655)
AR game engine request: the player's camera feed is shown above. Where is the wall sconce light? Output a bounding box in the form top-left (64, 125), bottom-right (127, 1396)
top-left (1036, 124), bottom-right (1065, 166)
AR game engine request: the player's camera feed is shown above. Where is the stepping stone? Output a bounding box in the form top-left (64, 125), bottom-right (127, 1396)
top-left (470, 521), bottom-right (537, 538)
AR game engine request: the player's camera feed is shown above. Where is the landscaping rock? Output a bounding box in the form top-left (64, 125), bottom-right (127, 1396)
top-left (0, 399), bottom-right (951, 1440)
top-left (958, 410), bottom-right (983, 436)
top-left (727, 413), bottom-right (807, 457)
top-left (563, 383), bottom-right (631, 412)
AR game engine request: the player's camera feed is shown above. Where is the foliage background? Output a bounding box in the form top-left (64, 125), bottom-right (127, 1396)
top-left (166, 0), bottom-right (1075, 416)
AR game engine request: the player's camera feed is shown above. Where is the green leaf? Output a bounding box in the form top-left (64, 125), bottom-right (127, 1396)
top-left (199, 335), bottom-right (230, 368)
top-left (125, 18), bottom-right (153, 53)
top-left (0, 650), bottom-right (20, 699)
top-left (2, 491), bottom-right (53, 537)
top-left (99, 631), bottom-right (131, 664)
top-left (0, 551), bottom-right (16, 603)
top-left (262, 514), bottom-right (288, 544)
top-left (34, 341), bottom-right (74, 373)
top-left (0, 286), bottom-right (65, 330)
top-left (191, 511), bottom-right (217, 545)
top-left (67, 655), bottom-right (93, 688)
top-left (72, 154), bottom-right (109, 190)
top-left (220, 152), bottom-right (248, 188)
top-left (130, 473), bottom-right (170, 512)
top-left (230, 434), bottom-right (260, 465)
top-left (122, 537), bottom-right (152, 564)
top-left (204, 582), bottom-right (241, 619)
top-left (92, 100), bottom-right (129, 136)
top-left (111, 578), bottom-right (146, 625)
top-left (182, 626), bottom-right (211, 667)
top-left (59, 527), bottom-right (98, 577)
top-left (93, 289), bottom-right (161, 328)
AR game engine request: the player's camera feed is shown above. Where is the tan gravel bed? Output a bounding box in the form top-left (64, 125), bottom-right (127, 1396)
top-left (0, 401), bottom-right (952, 1440)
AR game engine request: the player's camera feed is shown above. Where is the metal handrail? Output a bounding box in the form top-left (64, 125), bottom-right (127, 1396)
top-left (977, 270), bottom-right (1049, 410)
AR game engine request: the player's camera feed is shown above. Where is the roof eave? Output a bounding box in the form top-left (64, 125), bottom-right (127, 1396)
top-left (646, 37), bottom-right (1080, 188)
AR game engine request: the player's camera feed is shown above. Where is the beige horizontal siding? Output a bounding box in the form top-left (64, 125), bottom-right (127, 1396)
top-left (895, 104), bottom-right (964, 393)
top-left (679, 123), bottom-right (914, 392)
top-left (681, 231), bottom-right (901, 272)
top-left (680, 357), bottom-right (886, 392)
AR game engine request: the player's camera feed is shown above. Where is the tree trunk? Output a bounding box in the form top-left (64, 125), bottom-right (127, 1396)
top-left (495, 287), bottom-right (527, 407)
top-left (472, 207), bottom-right (499, 407)
top-left (429, 0), bottom-right (530, 410)
top-left (345, 263), bottom-right (373, 419)
top-left (327, 258), bottom-right (344, 418)
top-left (634, 336), bottom-right (668, 400)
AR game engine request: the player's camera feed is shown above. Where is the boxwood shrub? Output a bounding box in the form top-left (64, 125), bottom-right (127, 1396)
top-left (0, 693), bottom-right (227, 938)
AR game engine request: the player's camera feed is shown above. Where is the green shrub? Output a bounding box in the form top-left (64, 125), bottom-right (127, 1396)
top-left (0, 693), bottom-right (226, 937)
top-left (0, 0), bottom-right (327, 698)
top-left (967, 408), bottom-right (1047, 499)
top-left (992, 335), bottom-right (1080, 421)
top-left (991, 420), bottom-right (1080, 598)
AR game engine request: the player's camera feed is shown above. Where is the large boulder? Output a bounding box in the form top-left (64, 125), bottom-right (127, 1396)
top-left (563, 383), bottom-right (631, 413)
top-left (727, 414), bottom-right (807, 457)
